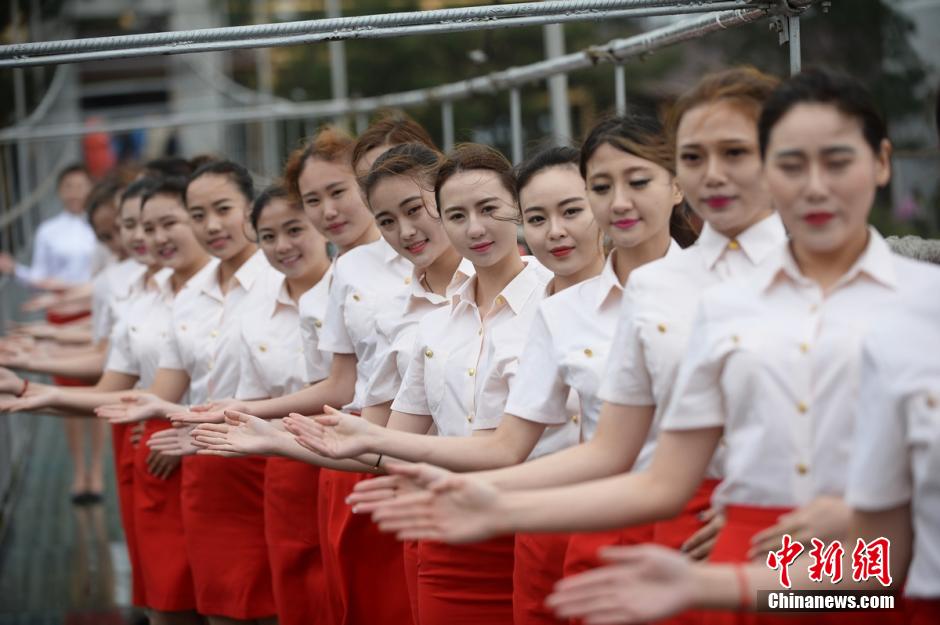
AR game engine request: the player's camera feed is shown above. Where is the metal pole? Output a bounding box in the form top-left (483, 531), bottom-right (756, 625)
top-left (254, 5), bottom-right (279, 177)
top-left (510, 88), bottom-right (523, 164)
top-left (355, 113), bottom-right (369, 135)
top-left (441, 101), bottom-right (455, 153)
top-left (28, 0), bottom-right (44, 96)
top-left (788, 15), bottom-right (801, 75)
top-left (11, 2), bottom-right (30, 208)
top-left (326, 0), bottom-right (349, 130)
top-left (0, 146), bottom-right (11, 253)
top-left (543, 23), bottom-right (572, 146)
top-left (614, 64), bottom-right (627, 115)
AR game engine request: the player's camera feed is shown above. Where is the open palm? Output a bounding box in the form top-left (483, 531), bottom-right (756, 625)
top-left (299, 407), bottom-right (373, 459)
top-left (548, 544), bottom-right (696, 624)
top-left (372, 467), bottom-right (502, 544)
top-left (195, 410), bottom-right (280, 456)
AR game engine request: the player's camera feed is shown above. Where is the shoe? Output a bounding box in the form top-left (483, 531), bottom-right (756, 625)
top-left (71, 491), bottom-right (104, 505)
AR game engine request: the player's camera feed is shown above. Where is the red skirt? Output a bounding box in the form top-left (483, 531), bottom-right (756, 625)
top-left (111, 423), bottom-right (145, 606)
top-left (563, 523), bottom-right (655, 625)
top-left (132, 420), bottom-right (195, 611)
top-left (651, 478), bottom-right (721, 625)
top-left (180, 454), bottom-right (275, 619)
top-left (317, 468), bottom-right (413, 625)
top-left (706, 505), bottom-right (902, 625)
top-left (905, 598), bottom-right (940, 625)
top-left (264, 457), bottom-right (325, 625)
top-left (47, 309), bottom-right (91, 386)
top-left (513, 533), bottom-right (571, 625)
top-left (403, 540), bottom-right (421, 623)
top-left (417, 536), bottom-right (515, 625)
top-left (564, 523), bottom-right (656, 576)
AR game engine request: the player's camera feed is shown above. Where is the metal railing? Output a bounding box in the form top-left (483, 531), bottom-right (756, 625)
top-left (0, 1), bottom-right (814, 68)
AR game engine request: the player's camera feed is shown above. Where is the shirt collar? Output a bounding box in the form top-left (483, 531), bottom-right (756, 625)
top-left (269, 276), bottom-right (298, 317)
top-left (697, 212), bottom-right (787, 270)
top-left (59, 210), bottom-right (86, 224)
top-left (411, 258), bottom-right (475, 305)
top-left (760, 227), bottom-right (897, 293)
top-left (199, 250), bottom-right (267, 302)
top-left (593, 239), bottom-right (683, 310)
top-left (452, 259), bottom-right (547, 316)
top-left (233, 249), bottom-right (270, 292)
top-left (381, 238), bottom-right (402, 263)
top-left (150, 267), bottom-right (176, 301)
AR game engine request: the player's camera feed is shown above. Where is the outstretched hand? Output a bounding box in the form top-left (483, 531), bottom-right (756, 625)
top-left (368, 464), bottom-right (504, 544)
top-left (96, 393), bottom-right (175, 424)
top-left (147, 425), bottom-right (199, 456)
top-left (286, 405), bottom-right (375, 459)
top-left (191, 409), bottom-right (283, 457)
top-left (347, 461), bottom-right (453, 514)
top-left (169, 399), bottom-right (247, 425)
top-left (547, 544), bottom-right (698, 624)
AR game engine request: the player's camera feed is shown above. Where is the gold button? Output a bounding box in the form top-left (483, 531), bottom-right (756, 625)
top-left (732, 335), bottom-right (740, 345)
top-left (495, 295), bottom-right (505, 305)
top-left (796, 463), bottom-right (809, 475)
top-left (180, 324), bottom-right (187, 331)
top-left (468, 368), bottom-right (475, 377)
top-left (207, 360), bottom-right (214, 370)
top-left (797, 401), bottom-right (808, 414)
top-left (657, 323), bottom-right (667, 334)
top-left (314, 319), bottom-right (322, 328)
top-left (404, 276), bottom-right (412, 285)
top-left (809, 304), bottom-right (819, 313)
top-left (477, 328), bottom-right (482, 336)
top-left (466, 412), bottom-right (474, 422)
top-left (571, 415), bottom-right (580, 424)
top-left (425, 349), bottom-right (434, 358)
top-left (799, 342), bottom-right (810, 354)
top-left (583, 348), bottom-right (593, 358)
top-left (259, 344), bottom-right (267, 353)
top-left (352, 293), bottom-right (360, 302)
top-left (727, 240), bottom-right (741, 251)
top-left (926, 394), bottom-right (937, 409)
top-left (211, 329), bottom-right (219, 338)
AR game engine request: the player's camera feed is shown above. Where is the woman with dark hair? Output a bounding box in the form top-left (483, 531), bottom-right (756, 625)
top-left (96, 160), bottom-right (279, 625)
top-left (226, 185), bottom-right (333, 625)
top-left (174, 121), bottom-right (430, 625)
top-left (192, 141), bottom-right (470, 625)
top-left (303, 113), bottom-right (695, 624)
top-left (374, 68), bottom-right (930, 625)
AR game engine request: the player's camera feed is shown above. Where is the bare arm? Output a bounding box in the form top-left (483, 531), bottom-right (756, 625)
top-left (491, 427), bottom-right (721, 534)
top-left (9, 369), bottom-right (140, 417)
top-left (476, 402), bottom-right (655, 490)
top-left (337, 412), bottom-right (546, 472)
top-left (241, 353), bottom-right (357, 419)
top-left (9, 347), bottom-right (107, 381)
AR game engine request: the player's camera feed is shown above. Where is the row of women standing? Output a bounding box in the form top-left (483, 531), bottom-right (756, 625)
top-left (1, 64), bottom-right (937, 625)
